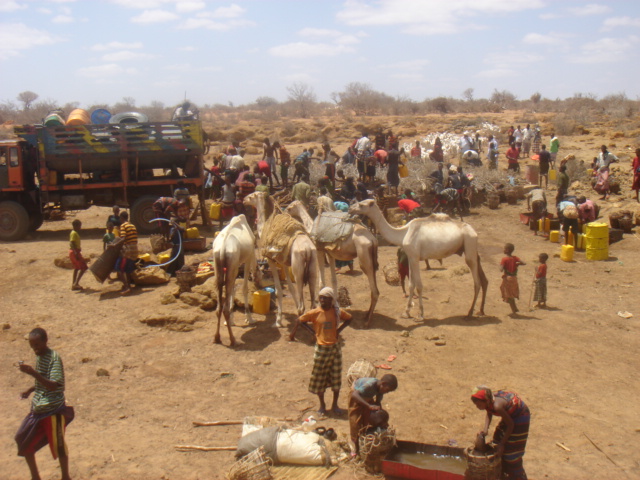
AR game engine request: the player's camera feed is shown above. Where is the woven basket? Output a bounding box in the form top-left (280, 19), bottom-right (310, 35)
top-left (487, 192), bottom-right (500, 209)
top-left (346, 359), bottom-right (377, 387)
top-left (618, 216), bottom-right (633, 233)
top-left (176, 266), bottom-right (197, 292)
top-left (150, 234), bottom-right (170, 254)
top-left (382, 261), bottom-right (400, 286)
top-left (227, 446), bottom-right (272, 480)
top-left (358, 427), bottom-right (396, 474)
top-left (464, 445), bottom-right (501, 480)
top-left (504, 187), bottom-right (518, 205)
top-left (337, 286), bottom-right (351, 307)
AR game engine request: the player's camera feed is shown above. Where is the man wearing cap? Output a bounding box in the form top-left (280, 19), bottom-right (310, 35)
top-left (290, 287), bottom-right (352, 416)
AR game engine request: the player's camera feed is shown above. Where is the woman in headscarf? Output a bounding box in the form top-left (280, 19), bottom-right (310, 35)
top-left (471, 386), bottom-right (530, 480)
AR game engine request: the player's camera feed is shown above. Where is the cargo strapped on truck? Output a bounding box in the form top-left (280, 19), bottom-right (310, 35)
top-left (14, 121), bottom-right (204, 157)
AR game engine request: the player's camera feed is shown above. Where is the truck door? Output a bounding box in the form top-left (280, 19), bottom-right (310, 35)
top-left (0, 147), bottom-right (8, 189)
top-left (6, 146), bottom-right (23, 188)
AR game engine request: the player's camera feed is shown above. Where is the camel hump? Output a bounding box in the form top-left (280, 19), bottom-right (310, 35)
top-left (414, 213), bottom-right (455, 224)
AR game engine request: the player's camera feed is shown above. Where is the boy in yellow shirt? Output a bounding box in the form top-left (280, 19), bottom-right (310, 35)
top-left (69, 219), bottom-right (89, 290)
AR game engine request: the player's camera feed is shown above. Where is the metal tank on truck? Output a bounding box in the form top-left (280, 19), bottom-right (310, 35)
top-left (0, 120), bottom-right (208, 241)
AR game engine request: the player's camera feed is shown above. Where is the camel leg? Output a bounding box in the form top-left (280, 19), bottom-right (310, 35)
top-left (224, 274), bottom-right (236, 346)
top-left (404, 257), bottom-right (424, 320)
top-left (308, 251), bottom-right (319, 310)
top-left (360, 255), bottom-right (379, 328)
top-left (268, 259), bottom-right (285, 327)
top-left (465, 254), bottom-right (488, 317)
top-left (288, 260), bottom-right (305, 316)
top-left (328, 255), bottom-right (338, 293)
top-left (243, 264), bottom-right (255, 325)
top-left (317, 251), bottom-right (327, 289)
top-left (214, 263), bottom-right (224, 344)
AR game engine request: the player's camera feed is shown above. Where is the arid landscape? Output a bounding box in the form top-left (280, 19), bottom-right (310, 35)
top-left (1, 110), bottom-right (640, 480)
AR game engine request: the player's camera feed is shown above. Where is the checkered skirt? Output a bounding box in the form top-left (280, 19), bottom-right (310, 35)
top-left (308, 343), bottom-right (342, 394)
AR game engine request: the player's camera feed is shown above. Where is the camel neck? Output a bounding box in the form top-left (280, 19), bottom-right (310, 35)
top-left (295, 205), bottom-right (314, 233)
top-left (367, 207), bottom-right (407, 245)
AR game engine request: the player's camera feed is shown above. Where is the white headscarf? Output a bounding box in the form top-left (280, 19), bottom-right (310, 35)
top-left (319, 287), bottom-right (340, 318)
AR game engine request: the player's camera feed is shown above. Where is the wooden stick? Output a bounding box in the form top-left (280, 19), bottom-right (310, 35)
top-left (583, 433), bottom-right (628, 476)
top-left (556, 442), bottom-right (571, 452)
top-left (174, 445), bottom-right (236, 452)
top-left (192, 420), bottom-right (243, 427)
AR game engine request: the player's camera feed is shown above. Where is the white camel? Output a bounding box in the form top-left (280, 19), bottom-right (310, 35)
top-left (244, 192), bottom-right (318, 327)
top-left (212, 214), bottom-right (258, 346)
top-left (349, 199), bottom-right (488, 319)
top-left (285, 201), bottom-right (380, 327)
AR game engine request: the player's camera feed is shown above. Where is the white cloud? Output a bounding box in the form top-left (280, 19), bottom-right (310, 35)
top-left (269, 42), bottom-right (355, 58)
top-left (476, 67), bottom-right (517, 78)
top-left (178, 46), bottom-right (196, 52)
top-left (178, 17), bottom-right (254, 30)
top-left (601, 16), bottom-right (640, 31)
top-left (282, 72), bottom-right (314, 83)
top-left (52, 14), bottom-right (74, 23)
top-left (175, 0), bottom-right (205, 13)
top-left (92, 41), bottom-right (143, 51)
top-left (336, 0), bottom-right (544, 35)
top-left (379, 59), bottom-right (429, 71)
top-left (211, 4), bottom-right (245, 19)
top-left (37, 7), bottom-right (52, 14)
top-left (77, 63), bottom-right (137, 79)
top-left (101, 50), bottom-right (155, 62)
top-left (0, 0), bottom-right (26, 12)
top-left (571, 36), bottom-right (639, 64)
top-left (107, 0), bottom-right (172, 8)
top-left (523, 33), bottom-right (557, 45)
top-left (0, 23), bottom-right (60, 60)
top-left (568, 3), bottom-right (610, 16)
top-left (539, 13), bottom-right (560, 20)
top-left (299, 28), bottom-right (340, 37)
top-left (131, 9), bottom-right (179, 24)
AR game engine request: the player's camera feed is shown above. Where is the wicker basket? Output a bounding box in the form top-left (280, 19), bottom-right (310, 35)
top-left (176, 266), bottom-right (197, 292)
top-left (382, 261), bottom-right (400, 286)
top-left (346, 359), bottom-right (377, 387)
top-left (150, 234), bottom-right (170, 254)
top-left (464, 445), bottom-right (501, 480)
top-left (359, 427), bottom-right (396, 474)
top-left (504, 187), bottom-right (518, 205)
top-left (487, 192), bottom-right (500, 209)
top-left (227, 446), bottom-right (272, 480)
top-left (337, 286), bottom-right (351, 307)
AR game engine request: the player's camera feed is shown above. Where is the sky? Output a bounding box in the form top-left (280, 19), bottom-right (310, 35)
top-left (1, 0), bottom-right (640, 109)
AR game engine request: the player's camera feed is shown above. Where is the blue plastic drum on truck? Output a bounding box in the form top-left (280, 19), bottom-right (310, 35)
top-left (90, 108), bottom-right (112, 124)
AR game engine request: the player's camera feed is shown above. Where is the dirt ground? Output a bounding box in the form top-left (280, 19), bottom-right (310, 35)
top-left (1, 113), bottom-right (640, 480)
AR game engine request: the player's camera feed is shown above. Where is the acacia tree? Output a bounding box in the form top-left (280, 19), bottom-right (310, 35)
top-left (462, 88), bottom-right (474, 102)
top-left (332, 82), bottom-right (389, 115)
top-left (17, 91), bottom-right (39, 111)
top-left (286, 82), bottom-right (316, 118)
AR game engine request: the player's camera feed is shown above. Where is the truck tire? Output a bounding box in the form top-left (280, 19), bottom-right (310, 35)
top-left (131, 196), bottom-right (161, 235)
top-left (29, 211), bottom-right (44, 232)
top-left (0, 201), bottom-right (30, 241)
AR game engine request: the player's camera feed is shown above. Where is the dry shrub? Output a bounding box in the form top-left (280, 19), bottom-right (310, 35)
top-left (553, 115), bottom-right (576, 135)
top-left (229, 127), bottom-right (256, 143)
top-left (279, 121), bottom-right (297, 138)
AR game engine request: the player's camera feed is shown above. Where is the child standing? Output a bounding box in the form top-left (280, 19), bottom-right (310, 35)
top-left (500, 243), bottom-right (526, 314)
top-left (534, 253), bottom-right (548, 308)
top-left (69, 219), bottom-right (89, 290)
top-left (103, 221), bottom-right (116, 251)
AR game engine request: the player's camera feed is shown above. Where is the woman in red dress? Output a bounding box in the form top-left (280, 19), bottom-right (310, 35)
top-left (632, 148), bottom-right (640, 202)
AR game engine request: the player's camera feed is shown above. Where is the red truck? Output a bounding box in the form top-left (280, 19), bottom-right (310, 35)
top-left (0, 121), bottom-right (208, 241)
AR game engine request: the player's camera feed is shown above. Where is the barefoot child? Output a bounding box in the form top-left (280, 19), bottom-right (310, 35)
top-left (348, 374), bottom-right (398, 456)
top-left (500, 243), bottom-right (526, 314)
top-left (69, 219), bottom-right (89, 290)
top-left (534, 253), bottom-right (548, 308)
top-left (289, 287), bottom-right (352, 417)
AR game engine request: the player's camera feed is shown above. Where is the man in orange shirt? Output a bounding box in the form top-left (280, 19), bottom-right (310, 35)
top-left (290, 287), bottom-right (352, 416)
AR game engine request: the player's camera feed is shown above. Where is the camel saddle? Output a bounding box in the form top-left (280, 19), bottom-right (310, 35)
top-left (261, 213), bottom-right (307, 265)
top-left (311, 211), bottom-right (354, 248)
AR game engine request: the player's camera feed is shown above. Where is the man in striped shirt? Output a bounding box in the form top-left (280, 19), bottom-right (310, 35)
top-left (114, 210), bottom-right (138, 295)
top-left (16, 328), bottom-right (74, 480)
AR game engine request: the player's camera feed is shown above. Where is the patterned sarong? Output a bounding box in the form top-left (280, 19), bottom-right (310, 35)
top-left (68, 250), bottom-right (88, 271)
top-left (500, 275), bottom-right (519, 301)
top-left (15, 404), bottom-right (74, 459)
top-left (491, 392), bottom-right (530, 480)
top-left (308, 343), bottom-right (342, 394)
top-left (533, 278), bottom-right (547, 302)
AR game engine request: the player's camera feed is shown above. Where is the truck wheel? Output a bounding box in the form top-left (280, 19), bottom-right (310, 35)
top-left (0, 201), bottom-right (30, 241)
top-left (29, 211), bottom-right (44, 232)
top-left (131, 196), bottom-right (160, 235)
